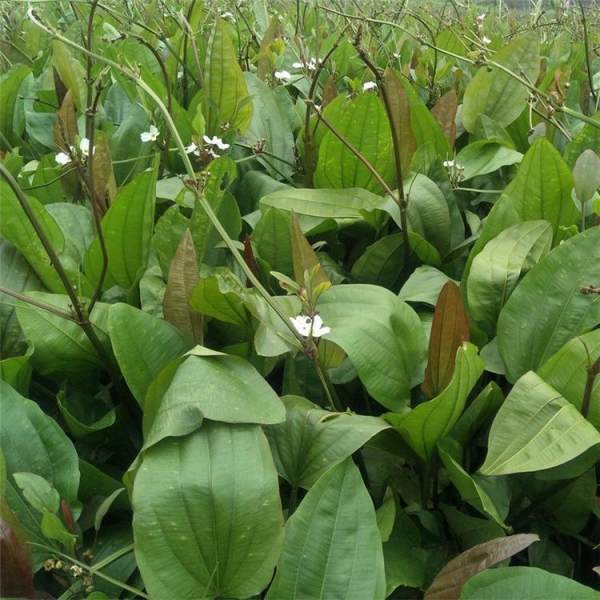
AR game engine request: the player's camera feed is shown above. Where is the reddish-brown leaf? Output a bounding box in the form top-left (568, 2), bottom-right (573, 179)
top-left (431, 89), bottom-right (458, 147)
top-left (53, 90), bottom-right (77, 151)
top-left (384, 68), bottom-right (416, 177)
top-left (164, 229), bottom-right (203, 343)
top-left (425, 534), bottom-right (539, 600)
top-left (422, 281), bottom-right (470, 399)
top-left (322, 75), bottom-right (338, 108)
top-left (0, 498), bottom-right (35, 599)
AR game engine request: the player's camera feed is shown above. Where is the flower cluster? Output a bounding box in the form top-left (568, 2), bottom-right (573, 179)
top-left (186, 135), bottom-right (230, 159)
top-left (55, 138), bottom-right (94, 166)
top-left (293, 57), bottom-right (319, 71)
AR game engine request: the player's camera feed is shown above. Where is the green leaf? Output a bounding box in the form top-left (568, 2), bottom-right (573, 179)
top-left (1, 381), bottom-right (79, 566)
top-left (40, 509), bottom-right (75, 552)
top-left (143, 350), bottom-right (285, 449)
top-left (52, 40), bottom-right (85, 109)
top-left (267, 459), bottom-right (385, 600)
top-left (189, 269), bottom-right (248, 325)
top-left (265, 396), bottom-right (389, 489)
top-left (455, 141), bottom-right (522, 181)
top-left (0, 65), bottom-right (30, 149)
top-left (242, 73), bottom-right (295, 178)
top-left (467, 220), bottom-right (552, 333)
top-left (537, 330), bottom-right (600, 430)
top-left (573, 149), bottom-right (600, 204)
top-left (425, 534), bottom-right (539, 600)
top-left (406, 174), bottom-right (451, 256)
top-left (204, 18), bottom-right (253, 133)
top-left (314, 92), bottom-right (395, 194)
top-left (253, 207), bottom-right (293, 276)
top-left (399, 266), bottom-right (456, 306)
top-left (0, 239), bottom-right (43, 357)
top-left (0, 179), bottom-right (67, 292)
top-left (318, 284), bottom-right (427, 410)
top-left (438, 438), bottom-right (509, 528)
top-left (133, 422), bottom-right (283, 599)
top-left (16, 293), bottom-right (111, 376)
top-left (108, 303), bottom-right (190, 406)
top-left (387, 343), bottom-right (483, 463)
top-left (12, 473), bottom-right (60, 514)
top-left (479, 371), bottom-right (600, 475)
top-left (260, 186), bottom-right (402, 230)
top-left (462, 33), bottom-right (540, 131)
top-left (85, 162), bottom-right (158, 290)
top-left (497, 227), bottom-right (600, 381)
top-left (460, 567), bottom-right (599, 600)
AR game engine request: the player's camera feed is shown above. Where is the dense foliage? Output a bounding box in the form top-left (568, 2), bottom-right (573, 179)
top-left (1, 1), bottom-right (599, 598)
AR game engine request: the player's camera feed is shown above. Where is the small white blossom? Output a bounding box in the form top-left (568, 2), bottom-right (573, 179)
top-left (55, 151), bottom-right (71, 166)
top-left (476, 13), bottom-right (486, 23)
top-left (220, 11), bottom-right (235, 20)
top-left (185, 142), bottom-right (200, 156)
top-left (274, 70), bottom-right (292, 83)
top-left (203, 135), bottom-right (230, 151)
top-left (140, 125), bottom-right (160, 143)
top-left (292, 61), bottom-right (304, 69)
top-left (293, 58), bottom-right (318, 71)
top-left (443, 160), bottom-right (454, 168)
top-left (482, 36), bottom-right (491, 46)
top-left (79, 138), bottom-right (94, 157)
top-left (363, 81), bottom-right (377, 92)
top-left (290, 314), bottom-right (330, 338)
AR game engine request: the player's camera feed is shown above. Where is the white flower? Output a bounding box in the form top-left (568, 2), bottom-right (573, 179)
top-left (363, 81), bottom-right (377, 92)
top-left (185, 142), bottom-right (200, 156)
top-left (476, 13), bottom-right (486, 23)
top-left (290, 314), bottom-right (330, 338)
top-left (292, 58), bottom-right (318, 71)
top-left (220, 11), bottom-right (235, 20)
top-left (140, 125), bottom-right (160, 143)
top-left (274, 70), bottom-right (292, 83)
top-left (482, 36), bottom-right (491, 46)
top-left (443, 160), bottom-right (454, 168)
top-left (203, 135), bottom-right (230, 151)
top-left (79, 138), bottom-right (94, 157)
top-left (55, 152), bottom-right (71, 166)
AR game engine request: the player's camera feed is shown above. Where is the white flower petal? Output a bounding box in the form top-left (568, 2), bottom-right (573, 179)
top-left (274, 70), bottom-right (292, 82)
top-left (292, 61), bottom-right (304, 69)
top-left (363, 80), bottom-right (377, 91)
top-left (140, 131), bottom-right (152, 142)
top-left (185, 142), bottom-right (198, 154)
top-left (79, 138), bottom-right (90, 156)
top-left (55, 152), bottom-right (71, 166)
top-left (290, 315), bottom-right (313, 336)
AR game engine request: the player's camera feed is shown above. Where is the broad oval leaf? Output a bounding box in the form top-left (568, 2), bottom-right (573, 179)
top-left (108, 303), bottom-right (190, 406)
top-left (537, 330), bottom-right (600, 430)
top-left (265, 396), bottom-right (389, 489)
top-left (133, 422), bottom-right (284, 599)
top-left (462, 33), bottom-right (539, 131)
top-left (266, 459), bottom-right (385, 600)
top-left (497, 227), bottom-right (600, 381)
top-left (479, 371), bottom-right (600, 476)
top-left (143, 350), bottom-right (285, 449)
top-left (314, 92), bottom-right (395, 194)
top-left (204, 18), bottom-right (253, 133)
top-left (318, 284), bottom-right (427, 410)
top-left (0, 180), bottom-right (66, 292)
top-left (16, 293), bottom-right (111, 376)
top-left (85, 163), bottom-right (158, 291)
top-left (260, 186), bottom-right (402, 230)
top-left (467, 220), bottom-right (552, 334)
top-left (460, 567), bottom-right (599, 600)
